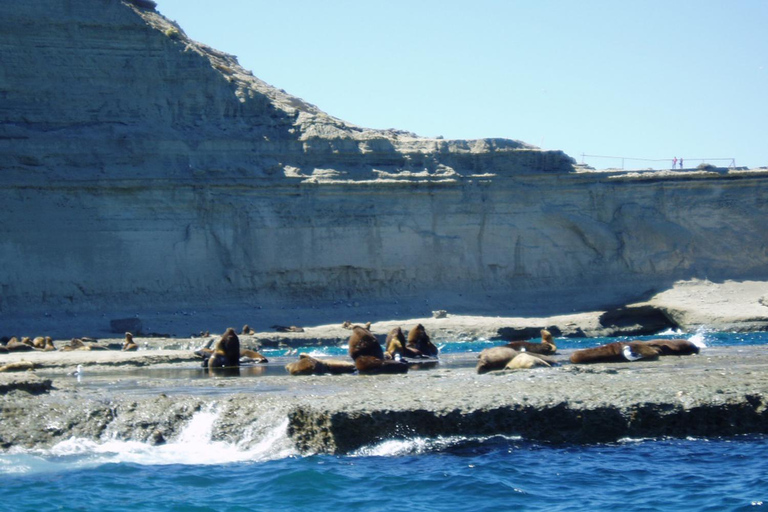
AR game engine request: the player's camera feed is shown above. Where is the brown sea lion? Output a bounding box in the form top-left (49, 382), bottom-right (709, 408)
top-left (406, 324), bottom-right (439, 357)
top-left (384, 327), bottom-right (408, 359)
top-left (32, 337), bottom-right (47, 349)
top-left (122, 332), bottom-right (138, 351)
top-left (506, 329), bottom-right (557, 355)
top-left (476, 346), bottom-right (520, 374)
top-left (0, 361), bottom-right (37, 373)
top-left (241, 325), bottom-right (256, 335)
top-left (207, 328), bottom-right (240, 368)
top-left (285, 354), bottom-right (355, 376)
top-left (348, 325), bottom-right (384, 361)
top-left (569, 341), bottom-right (660, 364)
top-left (637, 338), bottom-right (701, 356)
top-left (239, 348), bottom-right (268, 363)
top-left (43, 337), bottom-right (56, 351)
top-left (348, 325), bottom-right (407, 374)
top-left (271, 325), bottom-right (305, 333)
top-left (6, 337), bottom-right (35, 352)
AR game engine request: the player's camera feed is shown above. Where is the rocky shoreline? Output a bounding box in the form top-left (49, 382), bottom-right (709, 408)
top-left (1, 345), bottom-right (766, 454)
top-left (2, 278), bottom-right (767, 455)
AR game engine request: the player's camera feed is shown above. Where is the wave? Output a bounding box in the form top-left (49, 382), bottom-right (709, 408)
top-left (1, 404), bottom-right (297, 474)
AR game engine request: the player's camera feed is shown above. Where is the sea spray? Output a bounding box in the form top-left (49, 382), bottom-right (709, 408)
top-left (1, 402), bottom-right (297, 474)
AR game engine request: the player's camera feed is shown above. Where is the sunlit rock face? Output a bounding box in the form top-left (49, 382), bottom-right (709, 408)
top-left (1, 0), bottom-right (766, 315)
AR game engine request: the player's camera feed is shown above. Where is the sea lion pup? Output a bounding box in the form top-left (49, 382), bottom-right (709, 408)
top-left (406, 324), bottom-right (439, 358)
top-left (505, 329), bottom-right (557, 355)
top-left (637, 338), bottom-right (701, 356)
top-left (239, 348), bottom-right (268, 364)
top-left (348, 325), bottom-right (407, 374)
top-left (241, 325), bottom-right (256, 335)
top-left (285, 353), bottom-right (355, 376)
top-left (207, 328), bottom-right (241, 368)
top-left (6, 337), bottom-right (35, 352)
top-left (122, 332), bottom-right (139, 351)
top-left (569, 341), bottom-right (660, 364)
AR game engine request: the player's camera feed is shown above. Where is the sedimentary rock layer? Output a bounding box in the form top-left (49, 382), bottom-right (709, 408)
top-left (2, 0), bottom-right (767, 318)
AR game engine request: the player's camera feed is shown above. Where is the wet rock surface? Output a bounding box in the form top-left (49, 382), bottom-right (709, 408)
top-left (1, 345), bottom-right (766, 454)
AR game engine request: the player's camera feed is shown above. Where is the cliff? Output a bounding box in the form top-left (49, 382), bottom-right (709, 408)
top-left (1, 0), bottom-right (767, 328)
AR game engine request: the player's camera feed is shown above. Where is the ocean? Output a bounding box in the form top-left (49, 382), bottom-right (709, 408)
top-left (1, 330), bottom-right (767, 511)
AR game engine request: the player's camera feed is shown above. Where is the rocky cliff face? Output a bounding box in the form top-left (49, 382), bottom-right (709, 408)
top-left (1, 0), bottom-right (766, 319)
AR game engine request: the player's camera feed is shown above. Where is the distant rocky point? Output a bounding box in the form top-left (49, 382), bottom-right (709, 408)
top-left (1, 0), bottom-right (767, 329)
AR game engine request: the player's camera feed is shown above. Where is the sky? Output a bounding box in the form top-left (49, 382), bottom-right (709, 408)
top-left (154, 0), bottom-right (768, 169)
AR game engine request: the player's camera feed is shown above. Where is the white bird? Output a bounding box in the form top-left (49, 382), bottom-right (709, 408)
top-left (70, 364), bottom-right (83, 382)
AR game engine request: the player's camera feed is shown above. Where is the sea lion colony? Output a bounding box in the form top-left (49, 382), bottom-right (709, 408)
top-left (0, 326), bottom-right (702, 374)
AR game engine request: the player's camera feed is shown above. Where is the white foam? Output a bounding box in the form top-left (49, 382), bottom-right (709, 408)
top-left (352, 434), bottom-right (522, 457)
top-left (4, 405), bottom-right (297, 473)
top-left (688, 327), bottom-right (710, 349)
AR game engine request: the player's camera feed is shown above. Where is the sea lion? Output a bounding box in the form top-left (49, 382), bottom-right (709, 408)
top-left (384, 327), bottom-right (408, 359)
top-left (6, 337), bottom-right (35, 352)
top-left (207, 328), bottom-right (240, 369)
top-left (406, 324), bottom-right (439, 358)
top-left (505, 329), bottom-right (557, 355)
top-left (239, 348), bottom-right (268, 364)
top-left (32, 337), bottom-right (47, 349)
top-left (348, 325), bottom-right (384, 361)
top-left (637, 338), bottom-right (701, 356)
top-left (505, 352), bottom-right (552, 370)
top-left (122, 332), bottom-right (138, 351)
top-left (348, 325), bottom-right (407, 374)
top-left (241, 325), bottom-right (256, 335)
top-left (476, 346), bottom-right (520, 374)
top-left (569, 341), bottom-right (660, 364)
top-left (43, 337), bottom-right (56, 351)
top-left (285, 354), bottom-right (355, 375)
top-left (271, 325), bottom-right (305, 333)
top-left (0, 361), bottom-right (37, 373)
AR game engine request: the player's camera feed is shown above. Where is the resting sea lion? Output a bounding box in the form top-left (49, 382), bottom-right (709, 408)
top-left (122, 332), bottom-right (138, 351)
top-left (505, 352), bottom-right (553, 370)
top-left (285, 354), bottom-right (355, 375)
top-left (506, 329), bottom-right (557, 355)
top-left (271, 325), bottom-right (305, 333)
top-left (207, 328), bottom-right (240, 368)
top-left (348, 325), bottom-right (407, 374)
top-left (240, 348), bottom-right (268, 363)
top-left (569, 341), bottom-right (660, 364)
top-left (6, 337), bottom-right (35, 352)
top-left (32, 337), bottom-right (47, 349)
top-left (637, 338), bottom-right (701, 356)
top-left (241, 325), bottom-right (256, 335)
top-left (476, 346), bottom-right (520, 374)
top-left (406, 324), bottom-right (439, 357)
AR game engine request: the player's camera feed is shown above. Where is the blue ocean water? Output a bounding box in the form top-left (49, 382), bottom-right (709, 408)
top-left (1, 330), bottom-right (767, 511)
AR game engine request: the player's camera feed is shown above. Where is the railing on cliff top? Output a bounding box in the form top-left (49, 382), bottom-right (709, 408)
top-left (580, 154), bottom-right (736, 171)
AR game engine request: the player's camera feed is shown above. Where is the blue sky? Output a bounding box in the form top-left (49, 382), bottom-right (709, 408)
top-left (155, 0), bottom-right (767, 169)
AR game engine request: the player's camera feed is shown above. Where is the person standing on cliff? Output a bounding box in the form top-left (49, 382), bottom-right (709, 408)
top-left (680, 157), bottom-right (684, 169)
top-left (673, 157), bottom-right (678, 169)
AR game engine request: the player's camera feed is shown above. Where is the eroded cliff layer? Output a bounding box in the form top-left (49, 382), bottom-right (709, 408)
top-left (1, 0), bottom-right (767, 317)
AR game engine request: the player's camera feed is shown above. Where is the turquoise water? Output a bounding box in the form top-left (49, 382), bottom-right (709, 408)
top-left (1, 330), bottom-right (767, 511)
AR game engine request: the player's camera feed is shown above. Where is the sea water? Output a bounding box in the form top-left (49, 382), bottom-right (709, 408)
top-left (1, 331), bottom-right (767, 511)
